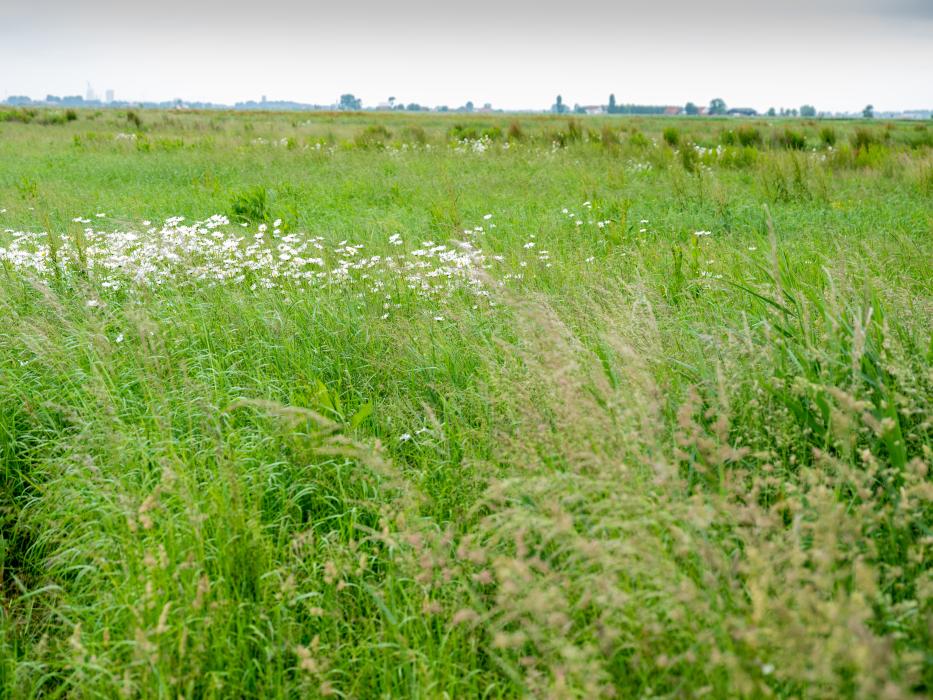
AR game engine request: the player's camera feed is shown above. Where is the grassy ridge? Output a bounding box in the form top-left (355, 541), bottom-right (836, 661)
top-left (1, 110), bottom-right (931, 698)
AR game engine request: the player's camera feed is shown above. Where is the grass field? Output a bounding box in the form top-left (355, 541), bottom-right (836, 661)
top-left (1, 108), bottom-right (932, 698)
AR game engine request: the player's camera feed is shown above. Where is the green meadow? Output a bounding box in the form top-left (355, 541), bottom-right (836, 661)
top-left (1, 108), bottom-right (931, 698)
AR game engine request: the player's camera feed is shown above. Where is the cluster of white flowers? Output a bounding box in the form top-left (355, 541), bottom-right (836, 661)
top-left (0, 216), bottom-right (490, 308)
top-left (560, 204), bottom-right (614, 230)
top-left (453, 135), bottom-right (494, 154)
top-left (693, 144), bottom-right (725, 157)
top-left (626, 160), bottom-right (653, 173)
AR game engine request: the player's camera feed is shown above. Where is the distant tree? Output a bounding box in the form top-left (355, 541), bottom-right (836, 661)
top-left (708, 98), bottom-right (727, 115)
top-left (406, 103), bottom-right (422, 111)
top-left (863, 104), bottom-right (874, 119)
top-left (437, 105), bottom-right (449, 112)
top-left (552, 95), bottom-right (568, 114)
top-left (800, 104), bottom-right (816, 117)
top-left (608, 93), bottom-right (617, 114)
top-left (573, 103), bottom-right (586, 114)
top-left (684, 101), bottom-right (699, 115)
top-left (483, 103), bottom-right (492, 111)
top-left (465, 101), bottom-right (474, 112)
top-left (339, 93), bottom-right (361, 110)
top-left (388, 96), bottom-right (396, 108)
top-left (767, 107), bottom-right (776, 117)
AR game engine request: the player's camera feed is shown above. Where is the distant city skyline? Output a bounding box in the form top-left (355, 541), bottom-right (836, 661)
top-left (2, 0), bottom-right (931, 112)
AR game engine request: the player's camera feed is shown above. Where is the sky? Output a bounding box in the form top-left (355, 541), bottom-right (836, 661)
top-left (2, 0), bottom-right (931, 111)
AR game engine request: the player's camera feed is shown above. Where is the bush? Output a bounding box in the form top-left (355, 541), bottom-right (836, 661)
top-left (565, 119), bottom-right (582, 143)
top-left (736, 125), bottom-right (762, 147)
top-left (852, 127), bottom-right (878, 151)
top-left (663, 126), bottom-right (680, 147)
top-left (126, 110), bottom-right (143, 129)
top-left (229, 185), bottom-right (271, 224)
top-left (600, 124), bottom-right (619, 148)
top-left (39, 112), bottom-right (67, 126)
top-left (0, 108), bottom-right (36, 124)
top-left (482, 126), bottom-right (503, 141)
top-left (719, 145), bottom-right (758, 169)
top-left (507, 121), bottom-right (525, 141)
top-left (65, 109), bottom-right (78, 122)
top-left (402, 126), bottom-right (427, 145)
top-left (819, 126), bottom-right (837, 147)
top-left (775, 128), bottom-right (806, 150)
top-left (448, 124), bottom-right (480, 141)
top-left (680, 142), bottom-right (698, 172)
top-left (628, 130), bottom-right (650, 148)
top-left (903, 128), bottom-right (933, 149)
top-left (355, 124), bottom-right (391, 149)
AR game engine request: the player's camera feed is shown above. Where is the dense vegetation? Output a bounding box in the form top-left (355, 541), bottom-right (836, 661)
top-left (1, 109), bottom-right (931, 698)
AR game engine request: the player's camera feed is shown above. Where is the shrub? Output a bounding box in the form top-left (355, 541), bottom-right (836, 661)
top-left (852, 127), bottom-right (878, 151)
top-left (628, 130), bottom-right (650, 148)
top-left (448, 124), bottom-right (480, 141)
top-left (507, 121), bottom-right (525, 141)
top-left (600, 124), bottom-right (619, 148)
top-left (819, 126), bottom-right (837, 146)
top-left (354, 124), bottom-right (391, 149)
top-left (775, 128), bottom-right (806, 150)
top-left (565, 119), bottom-right (582, 143)
top-left (680, 142), bottom-right (698, 172)
top-left (229, 185), bottom-right (271, 224)
top-left (447, 123), bottom-right (503, 142)
top-left (736, 125), bottom-right (762, 147)
top-left (126, 110), bottom-right (143, 129)
top-left (719, 145), bottom-right (758, 169)
top-left (402, 125), bottom-right (427, 145)
top-left (904, 128), bottom-right (933, 149)
top-left (15, 176), bottom-right (39, 200)
top-left (482, 126), bottom-right (502, 141)
top-left (65, 109), bottom-right (78, 122)
top-left (663, 126), bottom-right (680, 147)
top-left (0, 109), bottom-right (36, 124)
top-left (39, 112), bottom-right (67, 126)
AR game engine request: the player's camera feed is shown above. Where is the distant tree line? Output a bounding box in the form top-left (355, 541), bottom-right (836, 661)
top-left (3, 93), bottom-right (894, 120)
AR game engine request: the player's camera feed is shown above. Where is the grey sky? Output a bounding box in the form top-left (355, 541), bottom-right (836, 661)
top-left (2, 0), bottom-right (931, 111)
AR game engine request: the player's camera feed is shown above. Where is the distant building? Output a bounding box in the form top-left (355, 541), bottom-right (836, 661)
top-left (105, 89), bottom-right (114, 103)
top-left (664, 106), bottom-right (683, 116)
top-left (86, 82), bottom-right (97, 101)
top-left (727, 107), bottom-right (758, 117)
top-left (582, 105), bottom-right (605, 115)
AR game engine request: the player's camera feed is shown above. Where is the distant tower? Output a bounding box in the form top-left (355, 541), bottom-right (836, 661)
top-left (86, 82), bottom-right (97, 101)
top-left (261, 95), bottom-right (267, 103)
top-left (105, 89), bottom-right (115, 103)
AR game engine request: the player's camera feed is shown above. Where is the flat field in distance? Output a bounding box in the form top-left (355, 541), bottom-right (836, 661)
top-left (1, 108), bottom-right (931, 698)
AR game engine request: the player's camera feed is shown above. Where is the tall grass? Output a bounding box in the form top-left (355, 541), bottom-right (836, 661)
top-left (0, 110), bottom-right (930, 697)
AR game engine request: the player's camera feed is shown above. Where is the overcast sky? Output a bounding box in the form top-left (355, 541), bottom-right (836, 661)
top-left (2, 0), bottom-right (931, 111)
